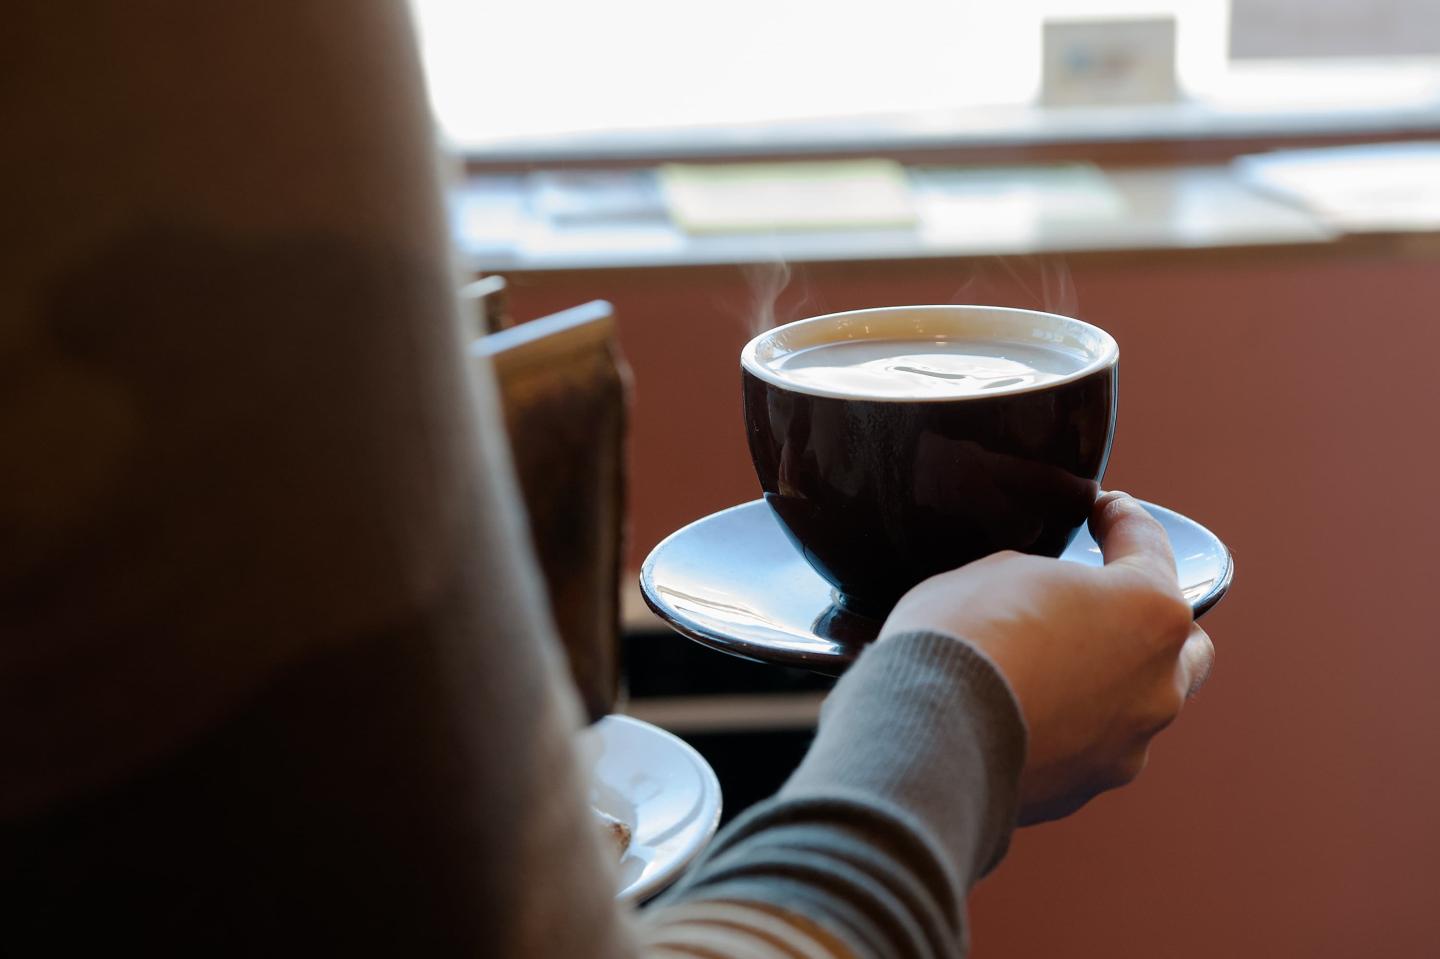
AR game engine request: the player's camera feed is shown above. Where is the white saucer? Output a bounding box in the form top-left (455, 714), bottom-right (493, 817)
top-left (586, 715), bottom-right (723, 903)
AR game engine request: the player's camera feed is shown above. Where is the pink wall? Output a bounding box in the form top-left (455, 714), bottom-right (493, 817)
top-left (504, 245), bottom-right (1440, 958)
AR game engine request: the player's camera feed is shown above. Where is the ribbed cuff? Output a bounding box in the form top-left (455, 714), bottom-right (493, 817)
top-left (782, 630), bottom-right (1028, 880)
top-left (651, 631), bottom-right (1028, 958)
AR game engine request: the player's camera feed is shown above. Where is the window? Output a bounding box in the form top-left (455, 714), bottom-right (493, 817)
top-left (408, 0), bottom-right (1439, 154)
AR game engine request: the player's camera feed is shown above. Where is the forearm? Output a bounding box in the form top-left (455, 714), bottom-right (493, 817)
top-left (643, 633), bottom-right (1027, 958)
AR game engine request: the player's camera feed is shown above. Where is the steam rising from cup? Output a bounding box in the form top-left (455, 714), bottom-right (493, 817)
top-left (950, 256), bottom-right (1079, 319)
top-left (743, 260), bottom-right (814, 338)
top-left (744, 254), bottom-right (1079, 341)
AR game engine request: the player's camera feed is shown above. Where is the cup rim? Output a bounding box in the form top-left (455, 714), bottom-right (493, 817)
top-left (741, 304), bottom-right (1119, 402)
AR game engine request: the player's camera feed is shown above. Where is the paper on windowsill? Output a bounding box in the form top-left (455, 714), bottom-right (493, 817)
top-left (660, 159), bottom-right (917, 234)
top-left (1234, 142), bottom-right (1440, 232)
top-left (912, 163), bottom-right (1126, 245)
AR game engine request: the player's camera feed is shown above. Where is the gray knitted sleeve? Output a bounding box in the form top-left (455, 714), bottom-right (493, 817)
top-left (649, 631), bottom-right (1028, 958)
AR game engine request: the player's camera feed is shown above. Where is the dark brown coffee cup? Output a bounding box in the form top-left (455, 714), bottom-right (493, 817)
top-left (742, 305), bottom-right (1118, 616)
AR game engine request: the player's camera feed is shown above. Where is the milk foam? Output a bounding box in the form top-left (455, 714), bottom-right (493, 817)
top-left (765, 337), bottom-right (1091, 398)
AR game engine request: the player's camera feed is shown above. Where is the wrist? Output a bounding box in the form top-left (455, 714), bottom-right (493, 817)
top-left (792, 630), bottom-right (1029, 878)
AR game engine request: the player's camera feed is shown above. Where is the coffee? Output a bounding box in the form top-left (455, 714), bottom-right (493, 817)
top-left (742, 305), bottom-right (1118, 614)
top-left (764, 338), bottom-right (1091, 399)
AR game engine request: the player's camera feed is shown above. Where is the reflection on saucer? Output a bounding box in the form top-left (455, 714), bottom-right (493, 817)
top-left (810, 601), bottom-right (883, 655)
top-left (641, 499), bottom-right (1232, 676)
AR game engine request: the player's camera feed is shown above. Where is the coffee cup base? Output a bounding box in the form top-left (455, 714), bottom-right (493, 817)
top-left (829, 588), bottom-right (893, 621)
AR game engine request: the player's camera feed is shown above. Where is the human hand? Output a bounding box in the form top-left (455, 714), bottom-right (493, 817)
top-left (878, 492), bottom-right (1214, 824)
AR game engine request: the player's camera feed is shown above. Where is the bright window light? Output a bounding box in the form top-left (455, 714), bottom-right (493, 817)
top-left (409, 0), bottom-right (1231, 148)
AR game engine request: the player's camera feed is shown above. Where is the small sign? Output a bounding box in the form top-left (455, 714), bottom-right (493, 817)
top-left (1042, 17), bottom-right (1179, 107)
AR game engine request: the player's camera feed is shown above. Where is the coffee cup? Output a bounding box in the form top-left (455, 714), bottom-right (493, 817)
top-left (741, 304), bottom-right (1118, 615)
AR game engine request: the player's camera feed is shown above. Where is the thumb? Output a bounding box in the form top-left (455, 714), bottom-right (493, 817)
top-left (1091, 491), bottom-right (1178, 587)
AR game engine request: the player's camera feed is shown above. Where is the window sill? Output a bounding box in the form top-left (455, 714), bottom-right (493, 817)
top-left (454, 164), bottom-right (1352, 274)
top-left (454, 61), bottom-right (1440, 169)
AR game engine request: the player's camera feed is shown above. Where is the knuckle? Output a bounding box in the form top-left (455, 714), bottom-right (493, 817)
top-left (1145, 592), bottom-right (1194, 645)
top-left (975, 549), bottom-right (1024, 568)
top-left (1132, 697), bottom-right (1181, 743)
top-left (1153, 687), bottom-right (1186, 730)
top-left (1183, 629), bottom-right (1217, 696)
top-left (1106, 749), bottom-right (1150, 789)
